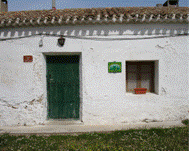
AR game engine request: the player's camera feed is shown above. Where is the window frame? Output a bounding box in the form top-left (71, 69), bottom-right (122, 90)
top-left (126, 61), bottom-right (155, 93)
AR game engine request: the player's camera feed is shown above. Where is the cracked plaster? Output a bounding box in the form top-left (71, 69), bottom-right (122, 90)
top-left (0, 24), bottom-right (188, 126)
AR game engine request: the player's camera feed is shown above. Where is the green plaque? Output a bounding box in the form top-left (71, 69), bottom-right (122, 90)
top-left (108, 62), bottom-right (122, 73)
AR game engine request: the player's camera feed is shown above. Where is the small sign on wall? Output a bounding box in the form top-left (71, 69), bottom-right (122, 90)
top-left (23, 55), bottom-right (33, 62)
top-left (108, 62), bottom-right (122, 73)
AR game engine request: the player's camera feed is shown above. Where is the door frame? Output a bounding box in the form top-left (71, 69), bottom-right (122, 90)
top-left (43, 52), bottom-right (83, 122)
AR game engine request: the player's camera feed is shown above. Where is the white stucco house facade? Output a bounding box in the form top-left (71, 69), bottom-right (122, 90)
top-left (0, 7), bottom-right (188, 126)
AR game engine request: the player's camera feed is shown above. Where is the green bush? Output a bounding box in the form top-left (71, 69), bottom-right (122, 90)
top-left (182, 119), bottom-right (189, 125)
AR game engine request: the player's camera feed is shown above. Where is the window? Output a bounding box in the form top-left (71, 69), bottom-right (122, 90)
top-left (126, 61), bottom-right (155, 93)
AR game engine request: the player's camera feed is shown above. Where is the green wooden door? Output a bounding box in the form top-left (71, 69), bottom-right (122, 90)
top-left (46, 55), bottom-right (80, 119)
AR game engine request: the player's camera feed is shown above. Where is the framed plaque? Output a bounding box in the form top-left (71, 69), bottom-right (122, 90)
top-left (23, 55), bottom-right (33, 62)
top-left (108, 62), bottom-right (122, 73)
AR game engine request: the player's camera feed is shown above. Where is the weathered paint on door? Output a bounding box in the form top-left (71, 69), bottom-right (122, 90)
top-left (46, 55), bottom-right (80, 119)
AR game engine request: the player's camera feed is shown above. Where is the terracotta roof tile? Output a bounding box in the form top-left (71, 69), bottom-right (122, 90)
top-left (0, 7), bottom-right (188, 27)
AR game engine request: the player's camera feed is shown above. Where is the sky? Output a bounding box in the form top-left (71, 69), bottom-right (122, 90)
top-left (8, 0), bottom-right (188, 12)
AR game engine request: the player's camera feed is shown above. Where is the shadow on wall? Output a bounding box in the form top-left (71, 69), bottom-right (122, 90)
top-left (0, 24), bottom-right (188, 38)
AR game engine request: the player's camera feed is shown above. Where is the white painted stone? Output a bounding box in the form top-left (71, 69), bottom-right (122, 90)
top-left (0, 24), bottom-right (188, 126)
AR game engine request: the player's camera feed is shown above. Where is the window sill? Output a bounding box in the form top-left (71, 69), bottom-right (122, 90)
top-left (126, 92), bottom-right (158, 96)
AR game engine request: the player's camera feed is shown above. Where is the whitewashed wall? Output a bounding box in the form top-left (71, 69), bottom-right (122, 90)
top-left (0, 24), bottom-right (188, 126)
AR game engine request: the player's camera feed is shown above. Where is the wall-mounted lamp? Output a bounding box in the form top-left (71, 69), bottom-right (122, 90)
top-left (58, 36), bottom-right (65, 47)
